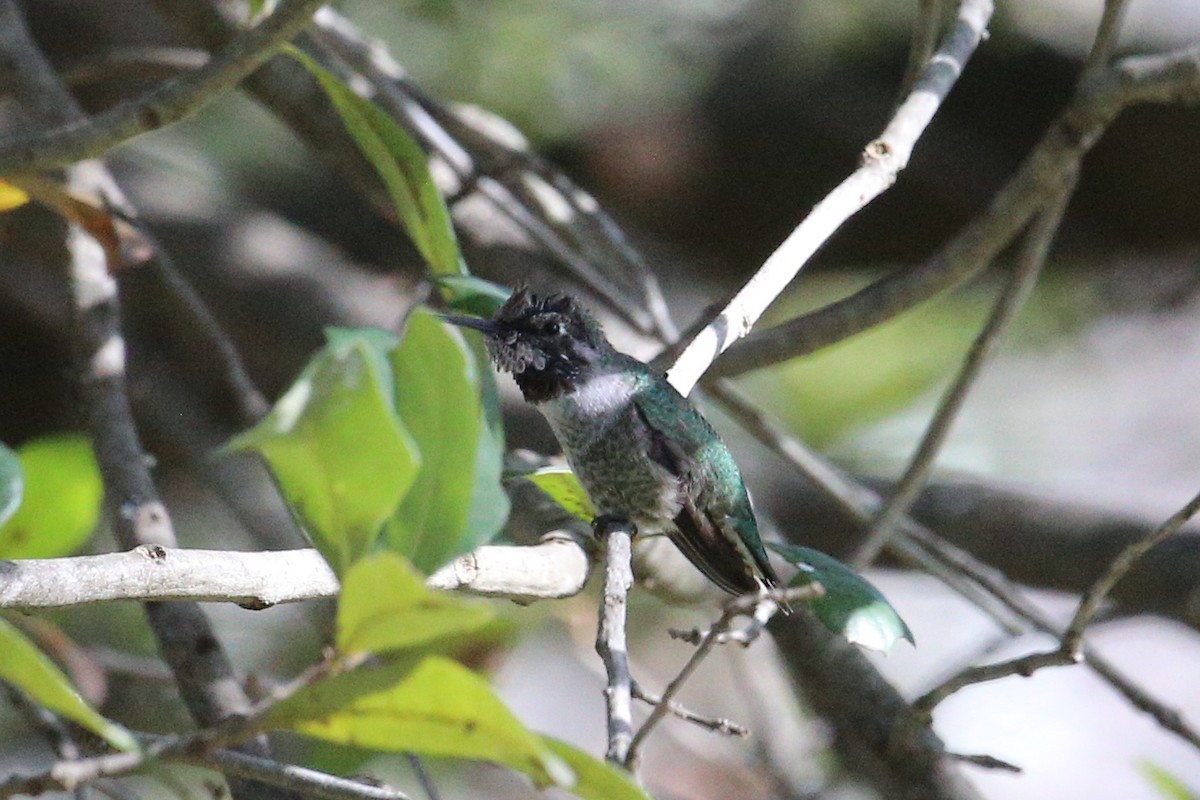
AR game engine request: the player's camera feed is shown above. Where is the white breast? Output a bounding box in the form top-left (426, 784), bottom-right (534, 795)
top-left (539, 371), bottom-right (636, 448)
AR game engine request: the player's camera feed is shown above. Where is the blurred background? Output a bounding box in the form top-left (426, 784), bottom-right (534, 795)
top-left (3, 0), bottom-right (1200, 798)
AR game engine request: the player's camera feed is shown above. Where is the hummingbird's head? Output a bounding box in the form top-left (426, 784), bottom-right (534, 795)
top-left (441, 288), bottom-right (614, 402)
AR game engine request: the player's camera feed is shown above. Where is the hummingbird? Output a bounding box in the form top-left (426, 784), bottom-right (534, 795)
top-left (442, 289), bottom-right (778, 596)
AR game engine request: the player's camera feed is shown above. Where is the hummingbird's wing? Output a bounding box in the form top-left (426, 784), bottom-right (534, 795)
top-left (632, 399), bottom-right (773, 595)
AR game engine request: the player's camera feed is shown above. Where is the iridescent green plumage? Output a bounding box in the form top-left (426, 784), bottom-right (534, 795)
top-left (444, 290), bottom-right (777, 595)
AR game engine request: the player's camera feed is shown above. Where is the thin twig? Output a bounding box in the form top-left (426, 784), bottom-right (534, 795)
top-left (914, 486), bottom-right (1200, 714)
top-left (1081, 0), bottom-right (1131, 84)
top-left (0, 0), bottom-right (326, 174)
top-left (132, 222), bottom-right (270, 425)
top-left (625, 587), bottom-right (819, 769)
top-left (851, 182), bottom-right (1075, 567)
top-left (707, 378), bottom-right (1200, 750)
top-left (593, 517), bottom-right (636, 766)
top-left (666, 0), bottom-right (994, 394)
top-left (190, 747), bottom-right (413, 800)
top-left (631, 682), bottom-right (748, 738)
top-left (1063, 487), bottom-right (1200, 656)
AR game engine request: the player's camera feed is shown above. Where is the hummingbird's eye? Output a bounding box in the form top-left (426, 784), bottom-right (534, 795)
top-left (545, 321), bottom-right (563, 336)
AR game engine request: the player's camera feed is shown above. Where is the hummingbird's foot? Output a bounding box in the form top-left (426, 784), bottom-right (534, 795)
top-left (591, 513), bottom-right (636, 540)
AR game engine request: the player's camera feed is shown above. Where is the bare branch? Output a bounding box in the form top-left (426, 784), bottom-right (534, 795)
top-left (0, 538), bottom-right (590, 610)
top-left (851, 183), bottom-right (1074, 567)
top-left (666, 0), bottom-right (994, 394)
top-left (914, 485), bottom-right (1200, 715)
top-left (0, 0), bottom-right (326, 175)
top-left (631, 682), bottom-right (748, 738)
top-left (1063, 487), bottom-right (1200, 654)
top-left (712, 42), bottom-right (1200, 377)
top-left (424, 536), bottom-right (590, 601)
top-left (176, 746), bottom-right (413, 800)
top-left (626, 588), bottom-right (816, 770)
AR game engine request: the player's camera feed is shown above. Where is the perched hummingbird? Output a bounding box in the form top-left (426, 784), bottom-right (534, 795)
top-left (443, 289), bottom-right (779, 596)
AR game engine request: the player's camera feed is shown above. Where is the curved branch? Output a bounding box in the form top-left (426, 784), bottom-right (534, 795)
top-left (711, 42), bottom-right (1200, 377)
top-left (0, 0), bottom-right (326, 175)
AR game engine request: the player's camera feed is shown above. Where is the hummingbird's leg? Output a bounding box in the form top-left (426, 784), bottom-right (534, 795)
top-left (592, 513), bottom-right (637, 540)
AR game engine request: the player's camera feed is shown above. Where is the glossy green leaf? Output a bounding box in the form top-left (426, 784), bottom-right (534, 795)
top-left (525, 466), bottom-right (596, 521)
top-left (0, 442), bottom-right (21, 529)
top-left (435, 275), bottom-right (512, 318)
top-left (337, 553), bottom-right (494, 656)
top-left (265, 657), bottom-right (572, 789)
top-left (226, 332), bottom-right (420, 575)
top-left (0, 617), bottom-right (137, 752)
top-left (0, 435), bottom-right (102, 559)
top-left (769, 543), bottom-right (914, 653)
top-left (1142, 762), bottom-right (1200, 800)
top-left (542, 737), bottom-right (651, 800)
top-left (288, 47), bottom-right (464, 278)
top-left (384, 311), bottom-right (491, 572)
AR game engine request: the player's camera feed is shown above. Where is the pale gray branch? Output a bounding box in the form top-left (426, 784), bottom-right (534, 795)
top-left (0, 539), bottom-right (590, 611)
top-left (666, 0), bottom-right (993, 394)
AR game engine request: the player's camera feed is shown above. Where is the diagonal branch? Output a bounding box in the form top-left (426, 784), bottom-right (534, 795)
top-left (851, 182), bottom-right (1075, 568)
top-left (914, 486), bottom-right (1200, 725)
top-left (711, 42), bottom-right (1200, 378)
top-left (665, 0), bottom-right (994, 394)
top-left (0, 0), bottom-right (325, 175)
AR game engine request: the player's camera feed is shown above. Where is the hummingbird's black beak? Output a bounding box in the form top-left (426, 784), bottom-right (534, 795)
top-left (439, 313), bottom-right (499, 336)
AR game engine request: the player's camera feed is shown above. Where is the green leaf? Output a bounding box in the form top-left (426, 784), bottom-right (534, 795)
top-left (0, 435), bottom-right (102, 559)
top-left (542, 737), bottom-right (651, 800)
top-left (768, 543), bottom-right (914, 653)
top-left (525, 467), bottom-right (596, 522)
top-left (337, 553), bottom-right (494, 657)
top-left (287, 47), bottom-right (465, 278)
top-left (226, 331), bottom-right (420, 575)
top-left (265, 657), bottom-right (572, 789)
top-left (464, 416), bottom-right (510, 551)
top-left (1142, 762), bottom-right (1200, 800)
top-left (0, 617), bottom-right (137, 752)
top-left (384, 311), bottom-right (492, 572)
top-left (0, 441), bottom-right (22, 529)
top-left (435, 275), bottom-right (512, 318)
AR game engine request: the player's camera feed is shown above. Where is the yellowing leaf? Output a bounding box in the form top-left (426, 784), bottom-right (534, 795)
top-left (265, 657), bottom-right (572, 789)
top-left (526, 467), bottom-right (596, 521)
top-left (0, 181), bottom-right (30, 211)
top-left (337, 553), bottom-right (494, 656)
top-left (0, 618), bottom-right (137, 751)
